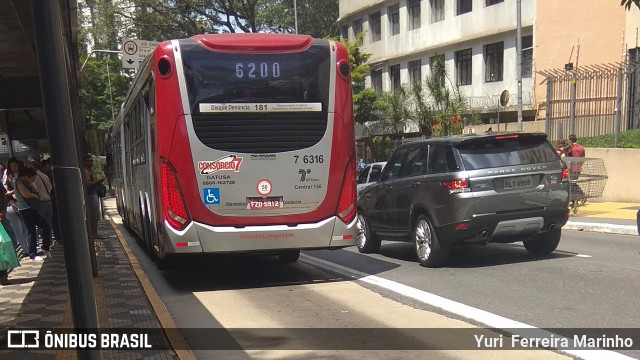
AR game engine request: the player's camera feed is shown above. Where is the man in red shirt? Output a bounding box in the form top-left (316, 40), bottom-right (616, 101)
top-left (567, 134), bottom-right (585, 178)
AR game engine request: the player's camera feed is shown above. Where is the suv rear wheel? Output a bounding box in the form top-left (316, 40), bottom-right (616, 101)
top-left (356, 211), bottom-right (381, 253)
top-left (414, 215), bottom-right (449, 268)
top-left (523, 228), bottom-right (562, 255)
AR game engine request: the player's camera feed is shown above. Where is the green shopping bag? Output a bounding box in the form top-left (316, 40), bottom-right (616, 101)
top-left (0, 222), bottom-right (19, 271)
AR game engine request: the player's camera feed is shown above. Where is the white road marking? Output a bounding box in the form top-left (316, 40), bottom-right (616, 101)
top-left (576, 254), bottom-right (592, 258)
top-left (301, 254), bottom-right (634, 360)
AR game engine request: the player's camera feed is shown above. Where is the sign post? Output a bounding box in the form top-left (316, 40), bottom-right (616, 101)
top-left (121, 38), bottom-right (158, 69)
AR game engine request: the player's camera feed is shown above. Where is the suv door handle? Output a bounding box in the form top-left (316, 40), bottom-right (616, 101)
top-left (412, 181), bottom-right (421, 188)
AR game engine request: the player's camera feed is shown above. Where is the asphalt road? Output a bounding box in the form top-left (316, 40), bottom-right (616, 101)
top-left (114, 215), bottom-right (639, 359)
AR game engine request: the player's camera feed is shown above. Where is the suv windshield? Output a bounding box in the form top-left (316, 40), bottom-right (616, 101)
top-left (456, 135), bottom-right (558, 170)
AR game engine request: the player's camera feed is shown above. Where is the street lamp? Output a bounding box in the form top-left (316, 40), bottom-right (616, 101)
top-left (80, 49), bottom-right (122, 130)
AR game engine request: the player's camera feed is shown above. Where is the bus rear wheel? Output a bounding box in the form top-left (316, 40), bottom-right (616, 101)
top-left (278, 250), bottom-right (300, 263)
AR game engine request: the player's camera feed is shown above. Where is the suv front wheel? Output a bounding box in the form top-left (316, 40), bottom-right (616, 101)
top-left (523, 228), bottom-right (562, 255)
top-left (414, 215), bottom-right (450, 268)
top-left (356, 210), bottom-right (381, 253)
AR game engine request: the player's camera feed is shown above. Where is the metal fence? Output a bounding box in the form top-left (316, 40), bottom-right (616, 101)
top-left (540, 54), bottom-right (640, 143)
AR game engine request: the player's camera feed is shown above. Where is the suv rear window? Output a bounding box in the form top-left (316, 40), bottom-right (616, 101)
top-left (455, 135), bottom-right (558, 170)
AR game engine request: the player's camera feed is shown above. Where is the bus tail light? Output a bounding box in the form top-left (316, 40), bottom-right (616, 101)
top-left (160, 158), bottom-right (191, 230)
top-left (336, 159), bottom-right (357, 224)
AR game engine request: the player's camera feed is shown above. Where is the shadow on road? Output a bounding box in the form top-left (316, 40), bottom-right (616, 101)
top-left (376, 241), bottom-right (576, 268)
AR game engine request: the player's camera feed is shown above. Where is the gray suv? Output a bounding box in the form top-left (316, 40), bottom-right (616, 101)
top-left (356, 132), bottom-right (569, 267)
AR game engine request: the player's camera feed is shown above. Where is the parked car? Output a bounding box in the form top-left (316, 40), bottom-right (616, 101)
top-left (356, 132), bottom-right (570, 267)
top-left (357, 161), bottom-right (387, 194)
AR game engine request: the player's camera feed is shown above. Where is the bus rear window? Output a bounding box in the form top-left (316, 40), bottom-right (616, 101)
top-left (455, 136), bottom-right (558, 170)
top-left (180, 39), bottom-right (330, 114)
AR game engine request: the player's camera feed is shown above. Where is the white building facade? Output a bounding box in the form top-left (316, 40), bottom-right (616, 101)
top-left (339, 0), bottom-right (536, 123)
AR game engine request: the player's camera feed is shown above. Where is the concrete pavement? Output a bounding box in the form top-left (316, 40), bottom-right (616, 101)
top-left (0, 197), bottom-right (637, 360)
top-left (564, 201), bottom-right (640, 236)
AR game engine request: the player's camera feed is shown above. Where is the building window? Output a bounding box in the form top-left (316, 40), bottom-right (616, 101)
top-left (486, 0), bottom-right (503, 6)
top-left (408, 0), bottom-right (421, 30)
top-left (457, 0), bottom-right (472, 15)
top-left (371, 68), bottom-right (383, 92)
top-left (389, 64), bottom-right (401, 91)
top-left (353, 18), bottom-right (363, 44)
top-left (409, 59), bottom-right (422, 85)
top-left (455, 49), bottom-right (472, 86)
top-left (430, 0), bottom-right (444, 23)
top-left (341, 25), bottom-right (348, 41)
top-left (522, 35), bottom-right (533, 78)
top-left (484, 42), bottom-right (504, 82)
top-left (388, 4), bottom-right (400, 36)
top-left (369, 12), bottom-right (381, 42)
top-left (430, 54), bottom-right (445, 86)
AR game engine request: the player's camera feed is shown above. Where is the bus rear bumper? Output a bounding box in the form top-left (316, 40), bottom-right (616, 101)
top-left (163, 216), bottom-right (357, 254)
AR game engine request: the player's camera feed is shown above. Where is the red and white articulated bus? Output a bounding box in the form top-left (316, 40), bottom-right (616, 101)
top-left (111, 33), bottom-right (357, 267)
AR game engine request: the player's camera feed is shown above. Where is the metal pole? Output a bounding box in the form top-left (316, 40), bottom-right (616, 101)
top-left (569, 77), bottom-right (576, 136)
top-left (545, 77), bottom-right (551, 137)
top-left (106, 62), bottom-right (116, 125)
top-left (32, 2), bottom-right (101, 360)
top-left (294, 0), bottom-right (299, 34)
top-left (516, 0), bottom-right (523, 131)
top-left (293, 0), bottom-right (298, 34)
top-left (614, 67), bottom-right (623, 148)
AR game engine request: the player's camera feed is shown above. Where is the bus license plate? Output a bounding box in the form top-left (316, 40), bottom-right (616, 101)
top-left (247, 197), bottom-right (283, 210)
top-left (504, 175), bottom-right (532, 189)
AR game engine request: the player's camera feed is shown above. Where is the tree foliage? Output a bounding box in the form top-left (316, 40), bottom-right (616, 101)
top-left (78, 0), bottom-right (341, 154)
top-left (621, 0), bottom-right (640, 10)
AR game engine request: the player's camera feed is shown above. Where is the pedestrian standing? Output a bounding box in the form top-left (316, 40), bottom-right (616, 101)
top-left (15, 167), bottom-right (51, 261)
top-left (30, 160), bottom-right (54, 229)
top-left (83, 155), bottom-right (105, 243)
top-left (567, 134), bottom-right (586, 179)
top-left (0, 182), bottom-right (19, 285)
top-left (40, 159), bottom-right (60, 241)
top-left (3, 158), bottom-right (30, 252)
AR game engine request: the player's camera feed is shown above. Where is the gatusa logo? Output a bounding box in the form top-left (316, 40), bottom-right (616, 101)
top-left (198, 155), bottom-right (243, 175)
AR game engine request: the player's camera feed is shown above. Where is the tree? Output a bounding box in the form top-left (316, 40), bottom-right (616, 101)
top-left (621, 0), bottom-right (640, 10)
top-left (409, 54), bottom-right (468, 137)
top-left (257, 0), bottom-right (339, 38)
top-left (336, 32), bottom-right (385, 125)
top-left (381, 86), bottom-right (412, 135)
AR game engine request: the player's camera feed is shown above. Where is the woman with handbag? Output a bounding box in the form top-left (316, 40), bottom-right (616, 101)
top-left (3, 158), bottom-right (30, 253)
top-left (14, 167), bottom-right (51, 261)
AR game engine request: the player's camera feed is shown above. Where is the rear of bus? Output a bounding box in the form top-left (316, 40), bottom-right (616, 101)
top-left (153, 34), bottom-right (357, 258)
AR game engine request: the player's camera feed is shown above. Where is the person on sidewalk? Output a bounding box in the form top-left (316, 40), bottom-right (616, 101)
top-left (3, 158), bottom-right (30, 252)
top-left (567, 134), bottom-right (586, 179)
top-left (15, 167), bottom-right (51, 261)
top-left (29, 160), bottom-right (54, 230)
top-left (0, 182), bottom-right (19, 285)
top-left (83, 155), bottom-right (105, 243)
top-left (40, 159), bottom-right (60, 241)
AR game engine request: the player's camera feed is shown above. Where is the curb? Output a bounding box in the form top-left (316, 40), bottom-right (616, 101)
top-left (565, 221), bottom-right (639, 236)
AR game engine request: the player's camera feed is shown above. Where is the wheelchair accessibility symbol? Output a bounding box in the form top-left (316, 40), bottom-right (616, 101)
top-left (203, 188), bottom-right (220, 205)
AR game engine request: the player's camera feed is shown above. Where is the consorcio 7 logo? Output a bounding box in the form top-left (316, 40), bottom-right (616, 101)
top-left (198, 155), bottom-right (243, 175)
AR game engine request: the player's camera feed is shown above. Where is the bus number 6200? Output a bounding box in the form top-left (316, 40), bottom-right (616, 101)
top-left (236, 62), bottom-right (281, 79)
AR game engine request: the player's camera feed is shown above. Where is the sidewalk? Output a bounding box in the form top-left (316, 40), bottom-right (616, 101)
top-left (0, 198), bottom-right (636, 360)
top-left (0, 204), bottom-right (181, 360)
top-left (564, 201), bottom-right (640, 236)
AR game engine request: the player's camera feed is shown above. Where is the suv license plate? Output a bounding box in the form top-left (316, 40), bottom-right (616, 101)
top-left (504, 176), bottom-right (532, 189)
top-left (247, 197), bottom-right (283, 210)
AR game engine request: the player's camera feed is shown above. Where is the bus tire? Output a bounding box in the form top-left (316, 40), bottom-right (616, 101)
top-left (356, 210), bottom-right (380, 253)
top-left (278, 250), bottom-right (300, 263)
